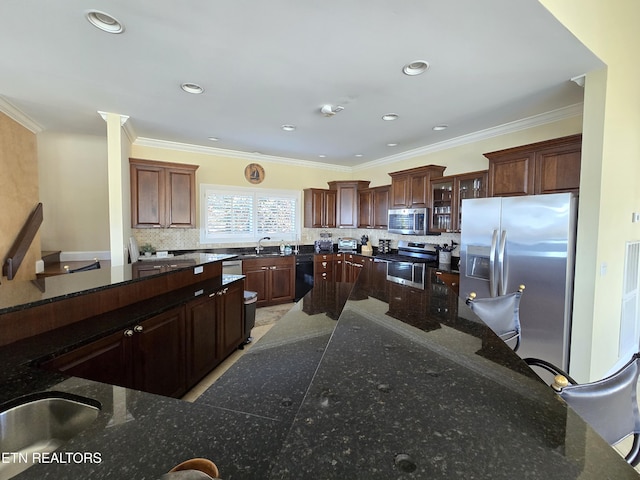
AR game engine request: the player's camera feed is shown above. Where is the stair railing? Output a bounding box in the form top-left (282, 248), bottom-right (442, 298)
top-left (3, 203), bottom-right (43, 280)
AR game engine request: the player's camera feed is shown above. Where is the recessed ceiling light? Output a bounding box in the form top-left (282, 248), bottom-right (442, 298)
top-left (402, 60), bottom-right (430, 76)
top-left (355, 154), bottom-right (363, 158)
top-left (208, 137), bottom-right (219, 142)
top-left (387, 143), bottom-right (399, 147)
top-left (382, 113), bottom-right (399, 121)
top-left (318, 154), bottom-right (326, 158)
top-left (281, 124), bottom-right (296, 132)
top-left (86, 10), bottom-right (124, 34)
top-left (432, 124), bottom-right (449, 131)
top-left (181, 83), bottom-right (204, 94)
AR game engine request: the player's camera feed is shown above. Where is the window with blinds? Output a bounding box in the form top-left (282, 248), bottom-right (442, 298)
top-left (201, 184), bottom-right (300, 243)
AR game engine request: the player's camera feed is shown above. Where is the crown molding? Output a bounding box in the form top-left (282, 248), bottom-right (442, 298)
top-left (0, 96), bottom-right (43, 133)
top-left (133, 137), bottom-right (352, 172)
top-left (352, 103), bottom-right (584, 172)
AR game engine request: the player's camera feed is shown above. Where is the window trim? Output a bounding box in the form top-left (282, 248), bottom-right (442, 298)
top-left (199, 183), bottom-right (301, 244)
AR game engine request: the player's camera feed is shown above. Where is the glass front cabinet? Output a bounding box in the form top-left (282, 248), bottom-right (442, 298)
top-left (430, 170), bottom-right (487, 233)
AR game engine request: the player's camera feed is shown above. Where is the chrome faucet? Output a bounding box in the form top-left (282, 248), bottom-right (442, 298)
top-left (256, 236), bottom-right (271, 253)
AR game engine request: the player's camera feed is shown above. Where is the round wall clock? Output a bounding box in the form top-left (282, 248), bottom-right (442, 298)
top-left (244, 163), bottom-right (265, 184)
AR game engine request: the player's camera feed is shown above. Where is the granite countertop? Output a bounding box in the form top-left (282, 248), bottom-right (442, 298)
top-left (0, 253), bottom-right (237, 314)
top-left (0, 262), bottom-right (636, 479)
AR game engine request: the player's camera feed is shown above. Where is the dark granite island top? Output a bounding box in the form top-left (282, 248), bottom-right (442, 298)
top-left (0, 259), bottom-right (637, 479)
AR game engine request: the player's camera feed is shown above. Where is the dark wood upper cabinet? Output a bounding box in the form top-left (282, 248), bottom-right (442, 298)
top-left (303, 188), bottom-right (337, 228)
top-left (485, 134), bottom-right (581, 197)
top-left (358, 185), bottom-right (390, 229)
top-left (328, 180), bottom-right (370, 228)
top-left (130, 158), bottom-right (198, 228)
top-left (388, 165), bottom-right (446, 208)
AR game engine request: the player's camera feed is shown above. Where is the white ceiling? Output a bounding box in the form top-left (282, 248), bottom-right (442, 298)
top-left (0, 0), bottom-right (603, 167)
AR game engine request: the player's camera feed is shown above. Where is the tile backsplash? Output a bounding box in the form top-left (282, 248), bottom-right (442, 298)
top-left (132, 228), bottom-right (461, 253)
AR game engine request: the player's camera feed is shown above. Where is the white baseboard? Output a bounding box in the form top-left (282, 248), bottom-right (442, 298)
top-left (59, 251), bottom-right (111, 262)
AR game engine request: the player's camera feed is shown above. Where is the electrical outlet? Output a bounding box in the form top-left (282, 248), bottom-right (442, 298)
top-left (633, 212), bottom-right (640, 223)
top-left (194, 265), bottom-right (204, 275)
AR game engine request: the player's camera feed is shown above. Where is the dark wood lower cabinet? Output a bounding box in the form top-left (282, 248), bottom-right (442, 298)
top-left (135, 306), bottom-right (186, 398)
top-left (243, 256), bottom-right (295, 307)
top-left (42, 329), bottom-right (133, 390)
top-left (42, 280), bottom-right (244, 399)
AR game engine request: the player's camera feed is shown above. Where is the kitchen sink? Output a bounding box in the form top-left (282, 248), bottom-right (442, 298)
top-left (0, 392), bottom-right (101, 479)
top-left (241, 252), bottom-right (284, 258)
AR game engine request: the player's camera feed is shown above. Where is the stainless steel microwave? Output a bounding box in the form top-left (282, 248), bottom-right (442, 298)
top-left (388, 208), bottom-right (429, 235)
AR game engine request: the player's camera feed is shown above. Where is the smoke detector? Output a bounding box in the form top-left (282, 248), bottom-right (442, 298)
top-left (320, 104), bottom-right (344, 117)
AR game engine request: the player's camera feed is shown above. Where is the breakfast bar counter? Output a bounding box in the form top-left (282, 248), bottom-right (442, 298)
top-left (0, 258), bottom-right (637, 479)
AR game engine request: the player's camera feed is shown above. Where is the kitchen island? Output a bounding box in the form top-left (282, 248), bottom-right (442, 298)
top-left (0, 258), bottom-right (637, 479)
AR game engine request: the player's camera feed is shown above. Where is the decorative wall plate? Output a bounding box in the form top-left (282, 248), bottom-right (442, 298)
top-left (244, 163), bottom-right (265, 184)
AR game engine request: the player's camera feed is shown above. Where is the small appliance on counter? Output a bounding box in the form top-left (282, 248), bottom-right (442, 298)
top-left (337, 237), bottom-right (358, 253)
top-left (314, 231), bottom-right (333, 253)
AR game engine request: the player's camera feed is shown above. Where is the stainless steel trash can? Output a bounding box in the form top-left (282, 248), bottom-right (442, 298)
top-left (241, 290), bottom-right (258, 348)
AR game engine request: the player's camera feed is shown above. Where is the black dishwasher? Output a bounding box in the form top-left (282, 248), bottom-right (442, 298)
top-left (295, 254), bottom-right (314, 301)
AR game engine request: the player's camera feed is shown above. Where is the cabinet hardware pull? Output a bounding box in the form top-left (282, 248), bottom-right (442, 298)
top-left (134, 325), bottom-right (143, 333)
top-left (270, 266), bottom-right (277, 269)
top-left (124, 329), bottom-right (134, 337)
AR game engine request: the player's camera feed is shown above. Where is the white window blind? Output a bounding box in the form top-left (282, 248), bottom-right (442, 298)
top-left (200, 184), bottom-right (300, 243)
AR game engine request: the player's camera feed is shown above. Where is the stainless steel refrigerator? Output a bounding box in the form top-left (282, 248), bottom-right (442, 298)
top-left (460, 192), bottom-right (578, 371)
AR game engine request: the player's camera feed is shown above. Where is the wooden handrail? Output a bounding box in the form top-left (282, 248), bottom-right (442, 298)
top-left (3, 203), bottom-right (43, 280)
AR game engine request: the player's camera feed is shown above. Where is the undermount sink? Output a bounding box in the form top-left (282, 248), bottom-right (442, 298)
top-left (0, 391), bottom-right (101, 479)
top-left (241, 252), bottom-right (283, 257)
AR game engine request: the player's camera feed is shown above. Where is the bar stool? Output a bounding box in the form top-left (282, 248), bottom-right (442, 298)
top-left (465, 285), bottom-right (525, 352)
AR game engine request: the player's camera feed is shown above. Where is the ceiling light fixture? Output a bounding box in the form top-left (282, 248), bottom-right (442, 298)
top-left (86, 10), bottom-right (124, 34)
top-left (208, 137), bottom-right (219, 142)
top-left (387, 143), bottom-right (399, 147)
top-left (281, 124), bottom-right (296, 132)
top-left (320, 105), bottom-right (344, 117)
top-left (382, 113), bottom-right (399, 121)
top-left (355, 154), bottom-right (363, 158)
top-left (318, 154), bottom-right (326, 158)
top-left (402, 60), bottom-right (430, 76)
top-left (432, 124), bottom-right (448, 131)
top-left (181, 83), bottom-right (204, 94)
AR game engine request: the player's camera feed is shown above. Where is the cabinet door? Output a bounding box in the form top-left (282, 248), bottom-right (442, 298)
top-left (165, 168), bottom-right (197, 228)
top-left (270, 263), bottom-right (295, 303)
top-left (535, 146), bottom-right (581, 194)
top-left (390, 175), bottom-right (410, 208)
top-left (372, 186), bottom-right (390, 228)
top-left (134, 306), bottom-right (186, 398)
top-left (130, 163), bottom-right (165, 228)
top-left (324, 190), bottom-right (337, 228)
top-left (41, 330), bottom-right (133, 389)
top-left (430, 178), bottom-right (454, 233)
top-left (218, 282), bottom-right (245, 358)
top-left (488, 154), bottom-right (534, 197)
top-left (358, 190), bottom-right (374, 228)
top-left (185, 294), bottom-right (219, 387)
top-left (243, 261), bottom-right (269, 306)
top-left (410, 172), bottom-right (430, 207)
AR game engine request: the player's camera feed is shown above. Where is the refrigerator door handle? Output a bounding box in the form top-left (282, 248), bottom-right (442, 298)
top-left (489, 229), bottom-right (499, 297)
top-left (498, 229), bottom-right (507, 296)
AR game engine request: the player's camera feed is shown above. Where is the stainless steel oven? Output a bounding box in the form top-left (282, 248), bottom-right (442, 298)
top-left (386, 261), bottom-right (426, 289)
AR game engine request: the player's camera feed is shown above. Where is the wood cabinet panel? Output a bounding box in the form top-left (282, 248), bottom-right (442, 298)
top-left (217, 281), bottom-right (245, 359)
top-left (328, 181), bottom-right (370, 228)
top-left (303, 189), bottom-right (336, 228)
top-left (41, 330), bottom-right (133, 389)
top-left (243, 256), bottom-right (295, 307)
top-left (358, 185), bottom-right (390, 229)
top-left (134, 307), bottom-right (186, 398)
top-left (185, 294), bottom-right (219, 387)
top-left (389, 165), bottom-right (446, 208)
top-left (485, 134), bottom-right (581, 197)
top-left (130, 158), bottom-right (198, 228)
